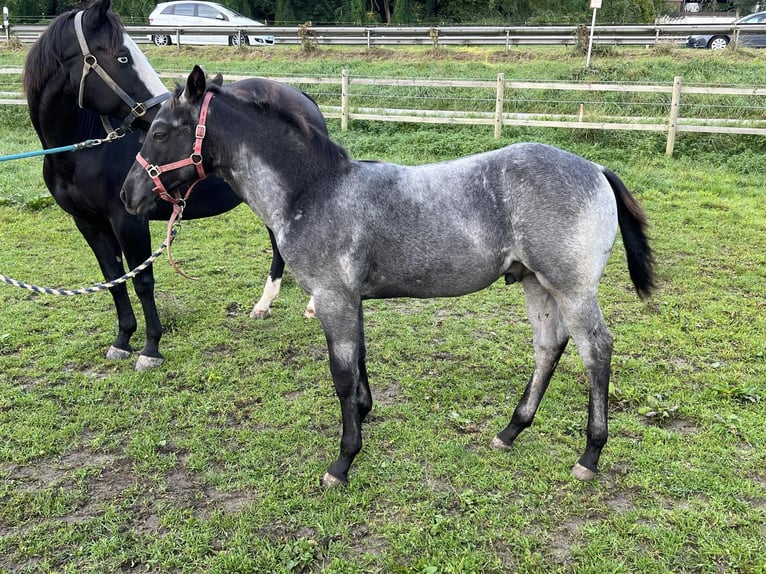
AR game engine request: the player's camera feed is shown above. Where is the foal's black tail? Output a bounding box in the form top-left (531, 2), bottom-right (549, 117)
top-left (602, 168), bottom-right (656, 300)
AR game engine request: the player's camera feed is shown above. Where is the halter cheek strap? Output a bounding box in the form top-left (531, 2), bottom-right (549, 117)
top-left (135, 91), bottom-right (214, 205)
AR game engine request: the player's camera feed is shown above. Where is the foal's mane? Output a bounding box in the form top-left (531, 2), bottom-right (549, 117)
top-left (23, 7), bottom-right (125, 102)
top-left (172, 83), bottom-right (350, 172)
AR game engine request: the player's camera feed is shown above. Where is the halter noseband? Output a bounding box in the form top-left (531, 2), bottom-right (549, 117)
top-left (135, 91), bottom-right (214, 206)
top-left (74, 11), bottom-right (170, 137)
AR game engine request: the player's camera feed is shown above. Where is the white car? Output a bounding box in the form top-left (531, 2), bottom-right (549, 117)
top-left (148, 1), bottom-right (275, 46)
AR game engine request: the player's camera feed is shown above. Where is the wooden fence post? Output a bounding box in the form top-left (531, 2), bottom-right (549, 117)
top-left (494, 73), bottom-right (505, 139)
top-left (341, 69), bottom-right (349, 132)
top-left (666, 75), bottom-right (682, 156)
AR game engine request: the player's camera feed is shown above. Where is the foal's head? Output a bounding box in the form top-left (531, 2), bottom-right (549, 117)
top-left (122, 65), bottom-right (349, 215)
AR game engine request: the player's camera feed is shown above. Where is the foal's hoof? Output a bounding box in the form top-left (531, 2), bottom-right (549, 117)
top-left (571, 462), bottom-right (597, 481)
top-left (106, 346), bottom-right (131, 360)
top-left (321, 472), bottom-right (346, 488)
top-left (490, 436), bottom-right (512, 451)
top-left (303, 307), bottom-right (316, 319)
top-left (135, 354), bottom-right (164, 371)
top-left (249, 308), bottom-right (270, 320)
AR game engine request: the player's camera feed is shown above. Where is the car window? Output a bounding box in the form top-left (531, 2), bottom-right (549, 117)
top-left (170, 3), bottom-right (196, 16)
top-left (742, 13), bottom-right (766, 23)
top-left (198, 4), bottom-right (226, 20)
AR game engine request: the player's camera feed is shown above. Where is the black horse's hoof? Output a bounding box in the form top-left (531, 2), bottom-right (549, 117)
top-left (321, 472), bottom-right (347, 488)
top-left (490, 436), bottom-right (512, 451)
top-left (106, 346), bottom-right (131, 360)
top-left (571, 462), bottom-right (597, 481)
top-left (135, 354), bottom-right (164, 371)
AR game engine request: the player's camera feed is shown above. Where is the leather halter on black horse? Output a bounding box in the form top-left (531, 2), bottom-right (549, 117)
top-left (74, 10), bottom-right (170, 137)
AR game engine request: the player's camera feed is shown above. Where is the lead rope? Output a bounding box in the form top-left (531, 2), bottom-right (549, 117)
top-left (0, 216), bottom-right (183, 296)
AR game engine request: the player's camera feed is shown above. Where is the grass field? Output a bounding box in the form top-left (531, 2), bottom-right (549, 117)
top-left (0, 45), bottom-right (765, 573)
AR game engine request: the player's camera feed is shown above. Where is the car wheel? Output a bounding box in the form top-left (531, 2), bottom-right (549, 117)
top-left (152, 34), bottom-right (171, 47)
top-left (229, 33), bottom-right (248, 46)
top-left (708, 36), bottom-right (729, 50)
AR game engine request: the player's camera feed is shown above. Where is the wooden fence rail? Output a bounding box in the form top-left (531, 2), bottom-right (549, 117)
top-left (1, 67), bottom-right (765, 156)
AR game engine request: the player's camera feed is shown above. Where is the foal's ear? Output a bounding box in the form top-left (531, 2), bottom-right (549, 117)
top-left (184, 65), bottom-right (208, 103)
top-left (212, 73), bottom-right (224, 87)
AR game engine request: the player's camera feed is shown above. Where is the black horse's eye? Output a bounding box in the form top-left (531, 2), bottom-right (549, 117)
top-left (117, 56), bottom-right (129, 64)
top-left (151, 129), bottom-right (167, 141)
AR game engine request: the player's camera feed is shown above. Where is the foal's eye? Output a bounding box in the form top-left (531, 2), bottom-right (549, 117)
top-left (151, 130), bottom-right (167, 142)
top-left (117, 56), bottom-right (129, 64)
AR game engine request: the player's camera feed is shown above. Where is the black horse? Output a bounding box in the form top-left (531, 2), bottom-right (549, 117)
top-left (23, 0), bottom-right (323, 369)
top-left (122, 67), bottom-right (656, 486)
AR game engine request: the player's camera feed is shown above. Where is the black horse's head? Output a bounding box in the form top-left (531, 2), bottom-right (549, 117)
top-left (24, 0), bottom-right (168, 132)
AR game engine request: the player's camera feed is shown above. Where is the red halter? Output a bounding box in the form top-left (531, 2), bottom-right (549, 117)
top-left (134, 91), bottom-right (214, 280)
top-left (135, 90), bottom-right (214, 207)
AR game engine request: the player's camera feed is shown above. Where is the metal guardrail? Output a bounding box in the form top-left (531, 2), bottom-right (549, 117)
top-left (3, 22), bottom-right (766, 48)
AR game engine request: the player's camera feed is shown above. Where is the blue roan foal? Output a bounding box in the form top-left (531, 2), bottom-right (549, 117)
top-left (121, 66), bottom-right (656, 487)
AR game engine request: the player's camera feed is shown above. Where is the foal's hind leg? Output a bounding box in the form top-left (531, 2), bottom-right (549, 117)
top-left (493, 276), bottom-right (569, 451)
top-left (558, 295), bottom-right (613, 481)
top-left (317, 297), bottom-right (371, 487)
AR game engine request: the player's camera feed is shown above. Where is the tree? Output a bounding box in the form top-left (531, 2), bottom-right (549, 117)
top-left (274, 0), bottom-right (296, 23)
top-left (391, 0), bottom-right (414, 23)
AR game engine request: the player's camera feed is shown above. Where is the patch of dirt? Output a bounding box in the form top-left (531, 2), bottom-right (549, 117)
top-left (663, 418), bottom-right (699, 433)
top-left (1, 443), bottom-right (258, 542)
top-left (548, 517), bottom-right (587, 565)
top-left (373, 380), bottom-right (404, 407)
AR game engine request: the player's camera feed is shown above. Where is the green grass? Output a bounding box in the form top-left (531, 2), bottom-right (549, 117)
top-left (0, 46), bottom-right (765, 573)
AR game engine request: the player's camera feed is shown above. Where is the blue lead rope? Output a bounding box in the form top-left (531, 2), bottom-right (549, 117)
top-left (0, 139), bottom-right (103, 162)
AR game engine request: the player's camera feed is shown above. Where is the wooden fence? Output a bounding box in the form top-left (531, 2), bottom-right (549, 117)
top-left (1, 68), bottom-right (765, 156)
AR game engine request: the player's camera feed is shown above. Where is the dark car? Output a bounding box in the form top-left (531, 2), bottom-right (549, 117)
top-left (686, 11), bottom-right (766, 50)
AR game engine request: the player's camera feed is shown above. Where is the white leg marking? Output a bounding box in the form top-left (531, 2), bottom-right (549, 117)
top-left (250, 276), bottom-right (282, 319)
top-left (304, 296), bottom-right (316, 319)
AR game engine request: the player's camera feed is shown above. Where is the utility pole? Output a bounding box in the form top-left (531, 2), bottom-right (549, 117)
top-left (586, 0), bottom-right (601, 68)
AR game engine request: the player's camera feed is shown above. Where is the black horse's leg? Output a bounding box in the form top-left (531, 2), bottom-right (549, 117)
top-left (494, 276), bottom-right (569, 451)
top-left (111, 215), bottom-right (163, 370)
top-left (72, 216), bottom-right (137, 358)
top-left (316, 294), bottom-right (366, 487)
top-left (249, 228), bottom-right (316, 319)
top-left (560, 294), bottom-right (613, 481)
top-left (250, 228), bottom-right (285, 319)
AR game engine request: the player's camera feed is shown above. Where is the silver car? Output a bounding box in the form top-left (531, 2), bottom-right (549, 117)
top-left (148, 1), bottom-right (275, 47)
top-left (686, 11), bottom-right (766, 50)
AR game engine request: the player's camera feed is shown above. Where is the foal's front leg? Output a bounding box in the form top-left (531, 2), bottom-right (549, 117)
top-left (317, 298), bottom-right (371, 487)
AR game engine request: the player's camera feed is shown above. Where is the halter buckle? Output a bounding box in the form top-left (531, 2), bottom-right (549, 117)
top-left (83, 53), bottom-right (97, 68)
top-left (131, 102), bottom-right (148, 118)
top-left (146, 165), bottom-right (162, 178)
top-left (195, 125), bottom-right (206, 139)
